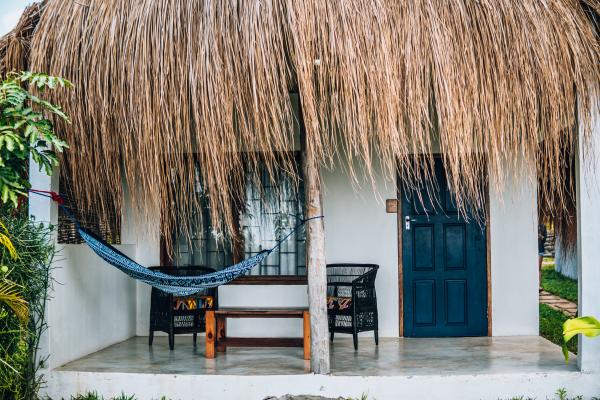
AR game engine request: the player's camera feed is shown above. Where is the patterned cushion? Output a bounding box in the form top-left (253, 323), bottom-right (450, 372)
top-left (327, 296), bottom-right (352, 311)
top-left (173, 295), bottom-right (214, 311)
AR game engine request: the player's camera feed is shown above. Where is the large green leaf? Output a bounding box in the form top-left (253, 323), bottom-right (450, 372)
top-left (0, 71), bottom-right (71, 208)
top-left (562, 316), bottom-right (600, 363)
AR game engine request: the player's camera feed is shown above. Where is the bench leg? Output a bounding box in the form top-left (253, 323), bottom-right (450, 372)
top-left (303, 311), bottom-right (311, 360)
top-left (205, 310), bottom-right (216, 359)
top-left (217, 316), bottom-right (227, 352)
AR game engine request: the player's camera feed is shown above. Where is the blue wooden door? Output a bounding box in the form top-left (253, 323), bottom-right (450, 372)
top-left (401, 159), bottom-right (487, 337)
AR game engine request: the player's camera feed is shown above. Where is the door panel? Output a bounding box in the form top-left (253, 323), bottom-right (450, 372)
top-left (445, 279), bottom-right (467, 325)
top-left (414, 280), bottom-right (436, 325)
top-left (413, 225), bottom-right (435, 271)
top-left (444, 224), bottom-right (466, 270)
top-left (401, 158), bottom-right (487, 337)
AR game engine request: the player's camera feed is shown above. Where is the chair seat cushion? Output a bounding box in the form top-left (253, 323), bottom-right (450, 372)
top-left (173, 295), bottom-right (214, 311)
top-left (327, 296), bottom-right (352, 311)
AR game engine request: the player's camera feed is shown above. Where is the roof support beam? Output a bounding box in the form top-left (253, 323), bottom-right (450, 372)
top-left (303, 143), bottom-right (330, 374)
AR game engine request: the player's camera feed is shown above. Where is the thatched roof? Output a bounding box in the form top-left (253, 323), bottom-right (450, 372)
top-left (1, 0), bottom-right (599, 249)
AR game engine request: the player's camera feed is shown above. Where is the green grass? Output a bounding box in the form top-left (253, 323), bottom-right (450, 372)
top-left (541, 265), bottom-right (578, 303)
top-left (65, 393), bottom-right (146, 400)
top-left (539, 303), bottom-right (577, 355)
top-left (502, 387), bottom-right (600, 400)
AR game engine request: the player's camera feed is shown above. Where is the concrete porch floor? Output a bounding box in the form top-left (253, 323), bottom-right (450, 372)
top-left (58, 335), bottom-right (576, 376)
top-left (46, 336), bottom-right (600, 400)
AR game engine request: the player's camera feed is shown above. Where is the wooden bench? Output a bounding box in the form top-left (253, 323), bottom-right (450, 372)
top-left (205, 307), bottom-right (310, 360)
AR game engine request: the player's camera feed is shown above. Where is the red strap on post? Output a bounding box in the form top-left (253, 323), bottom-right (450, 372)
top-left (29, 189), bottom-right (65, 205)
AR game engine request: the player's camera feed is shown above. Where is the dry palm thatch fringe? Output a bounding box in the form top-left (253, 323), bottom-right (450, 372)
top-left (0, 2), bottom-right (45, 77)
top-left (1, 0), bottom-right (599, 254)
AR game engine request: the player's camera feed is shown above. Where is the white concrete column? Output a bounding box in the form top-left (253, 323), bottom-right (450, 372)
top-left (489, 155), bottom-right (539, 336)
top-left (27, 161), bottom-right (59, 372)
top-left (28, 164), bottom-right (59, 226)
top-left (576, 99), bottom-right (600, 372)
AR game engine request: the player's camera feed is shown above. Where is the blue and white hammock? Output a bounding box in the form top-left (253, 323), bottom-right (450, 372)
top-left (30, 189), bottom-right (319, 296)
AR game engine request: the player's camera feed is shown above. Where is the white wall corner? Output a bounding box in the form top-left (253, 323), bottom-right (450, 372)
top-left (576, 96), bottom-right (600, 373)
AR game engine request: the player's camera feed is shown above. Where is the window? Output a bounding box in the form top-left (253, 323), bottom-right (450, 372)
top-left (241, 155), bottom-right (306, 276)
top-left (57, 170), bottom-right (121, 245)
top-left (172, 201), bottom-right (233, 270)
top-left (172, 153), bottom-right (306, 277)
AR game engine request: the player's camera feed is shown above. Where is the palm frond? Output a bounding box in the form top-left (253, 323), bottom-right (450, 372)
top-left (0, 222), bottom-right (18, 260)
top-left (0, 279), bottom-right (28, 324)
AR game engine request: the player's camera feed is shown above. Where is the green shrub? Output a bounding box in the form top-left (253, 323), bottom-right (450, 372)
top-left (0, 70), bottom-right (69, 399)
top-left (0, 212), bottom-right (55, 400)
top-left (59, 393), bottom-right (140, 400)
top-left (0, 72), bottom-right (70, 207)
top-left (69, 393), bottom-right (103, 400)
top-left (111, 393), bottom-right (136, 400)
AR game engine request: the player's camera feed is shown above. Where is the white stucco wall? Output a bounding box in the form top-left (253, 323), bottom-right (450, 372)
top-left (489, 157), bottom-right (539, 336)
top-left (121, 193), bottom-right (161, 337)
top-left (218, 286), bottom-right (309, 337)
top-left (29, 166), bottom-right (139, 370)
top-left (47, 245), bottom-right (137, 369)
top-left (322, 161), bottom-right (399, 337)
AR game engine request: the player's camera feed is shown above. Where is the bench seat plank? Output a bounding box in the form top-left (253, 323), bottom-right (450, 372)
top-left (215, 307), bottom-right (307, 318)
top-left (218, 337), bottom-right (303, 347)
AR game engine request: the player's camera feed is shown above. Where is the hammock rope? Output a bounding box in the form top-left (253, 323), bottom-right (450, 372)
top-left (29, 189), bottom-right (322, 295)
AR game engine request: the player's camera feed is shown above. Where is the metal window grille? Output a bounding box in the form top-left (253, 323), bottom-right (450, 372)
top-left (241, 156), bottom-right (306, 276)
top-left (173, 154), bottom-right (306, 276)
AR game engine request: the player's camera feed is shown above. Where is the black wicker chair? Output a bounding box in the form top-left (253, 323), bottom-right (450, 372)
top-left (148, 266), bottom-right (218, 350)
top-left (326, 264), bottom-right (379, 350)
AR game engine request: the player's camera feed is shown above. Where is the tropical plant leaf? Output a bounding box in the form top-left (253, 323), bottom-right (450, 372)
top-left (562, 316), bottom-right (600, 363)
top-left (0, 279), bottom-right (28, 324)
top-left (0, 222), bottom-right (18, 260)
top-left (0, 71), bottom-right (70, 209)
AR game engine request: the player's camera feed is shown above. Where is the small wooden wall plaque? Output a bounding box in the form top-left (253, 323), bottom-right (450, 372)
top-left (386, 199), bottom-right (398, 213)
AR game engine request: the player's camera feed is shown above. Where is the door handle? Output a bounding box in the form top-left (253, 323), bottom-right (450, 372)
top-left (405, 216), bottom-right (416, 230)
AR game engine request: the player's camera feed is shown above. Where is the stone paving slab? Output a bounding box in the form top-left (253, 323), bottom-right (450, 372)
top-left (539, 290), bottom-right (577, 317)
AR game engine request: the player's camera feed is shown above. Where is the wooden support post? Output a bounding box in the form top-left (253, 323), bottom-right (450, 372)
top-left (205, 310), bottom-right (215, 359)
top-left (216, 316), bottom-right (227, 352)
top-left (303, 310), bottom-right (311, 361)
top-left (303, 149), bottom-right (330, 374)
